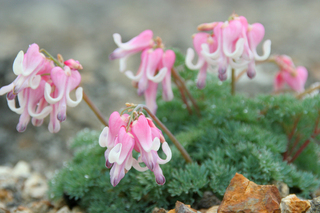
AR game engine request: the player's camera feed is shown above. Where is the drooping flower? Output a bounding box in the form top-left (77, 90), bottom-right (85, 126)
top-left (110, 31), bottom-right (176, 114)
top-left (108, 126), bottom-right (135, 187)
top-left (0, 43), bottom-right (53, 99)
top-left (44, 66), bottom-right (83, 123)
top-left (7, 80), bottom-right (52, 132)
top-left (99, 111), bottom-right (172, 186)
top-left (274, 55), bottom-right (308, 93)
top-left (0, 43), bottom-right (84, 133)
top-left (109, 30), bottom-right (154, 72)
top-left (186, 15), bottom-right (271, 87)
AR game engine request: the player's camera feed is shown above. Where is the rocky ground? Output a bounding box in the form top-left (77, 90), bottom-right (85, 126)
top-left (1, 1), bottom-right (320, 212)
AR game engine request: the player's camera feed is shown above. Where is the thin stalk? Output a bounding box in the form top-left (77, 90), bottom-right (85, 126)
top-left (171, 68), bottom-right (201, 117)
top-left (82, 91), bottom-right (108, 127)
top-left (143, 105), bottom-right (193, 163)
top-left (289, 113), bottom-right (320, 163)
top-left (173, 77), bottom-right (192, 114)
top-left (296, 84), bottom-right (320, 99)
top-left (40, 49), bottom-right (64, 67)
top-left (231, 68), bottom-right (236, 95)
top-left (286, 134), bottom-right (301, 160)
top-left (235, 69), bottom-right (247, 82)
top-left (282, 116), bottom-right (301, 160)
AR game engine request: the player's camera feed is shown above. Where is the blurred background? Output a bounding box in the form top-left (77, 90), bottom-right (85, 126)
top-left (1, 0), bottom-right (320, 177)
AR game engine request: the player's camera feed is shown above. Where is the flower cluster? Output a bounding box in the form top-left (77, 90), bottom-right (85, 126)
top-left (109, 30), bottom-right (176, 114)
top-left (274, 55), bottom-right (308, 93)
top-left (99, 111), bottom-right (172, 186)
top-left (186, 15), bottom-right (271, 89)
top-left (0, 44), bottom-right (83, 133)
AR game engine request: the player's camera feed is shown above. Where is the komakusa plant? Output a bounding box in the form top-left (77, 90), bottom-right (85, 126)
top-left (1, 13), bottom-right (320, 212)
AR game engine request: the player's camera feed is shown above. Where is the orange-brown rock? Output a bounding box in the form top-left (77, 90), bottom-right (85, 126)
top-left (280, 194), bottom-right (310, 213)
top-left (217, 173), bottom-right (281, 213)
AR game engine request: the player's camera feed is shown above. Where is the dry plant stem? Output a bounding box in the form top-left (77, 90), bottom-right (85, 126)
top-left (83, 91), bottom-right (108, 127)
top-left (171, 68), bottom-right (201, 117)
top-left (173, 77), bottom-right (192, 114)
top-left (142, 105), bottom-right (193, 163)
top-left (289, 112), bottom-right (320, 163)
top-left (283, 116), bottom-right (301, 160)
top-left (296, 84), bottom-right (320, 99)
top-left (235, 69), bottom-right (247, 82)
top-left (231, 68), bottom-right (236, 95)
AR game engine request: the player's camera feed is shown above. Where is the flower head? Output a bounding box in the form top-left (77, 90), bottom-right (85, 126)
top-left (99, 111), bottom-right (171, 186)
top-left (110, 30), bottom-right (176, 114)
top-left (0, 44), bottom-right (83, 133)
top-left (186, 15), bottom-right (271, 87)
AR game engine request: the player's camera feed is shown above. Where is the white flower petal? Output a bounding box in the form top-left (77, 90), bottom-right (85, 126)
top-left (148, 67), bottom-right (167, 83)
top-left (254, 40), bottom-right (271, 61)
top-left (157, 142), bottom-right (172, 164)
top-left (124, 70), bottom-right (143, 81)
top-left (223, 38), bottom-right (244, 59)
top-left (13, 51), bottom-right (24, 76)
top-left (66, 87), bottom-right (83, 107)
top-left (99, 126), bottom-right (109, 147)
top-left (108, 143), bottom-right (122, 164)
top-left (132, 157), bottom-right (149, 172)
top-left (185, 48), bottom-right (204, 70)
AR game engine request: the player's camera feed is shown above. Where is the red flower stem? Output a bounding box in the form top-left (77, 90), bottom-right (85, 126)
top-left (286, 134), bottom-right (301, 160)
top-left (231, 68), bottom-right (236, 95)
top-left (173, 77), bottom-right (193, 114)
top-left (82, 91), bottom-right (108, 127)
top-left (171, 68), bottom-right (201, 117)
top-left (283, 116), bottom-right (300, 160)
top-left (289, 113), bottom-right (320, 163)
top-left (142, 105), bottom-right (193, 163)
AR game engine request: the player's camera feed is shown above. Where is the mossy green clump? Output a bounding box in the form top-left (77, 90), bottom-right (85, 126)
top-left (48, 50), bottom-right (320, 212)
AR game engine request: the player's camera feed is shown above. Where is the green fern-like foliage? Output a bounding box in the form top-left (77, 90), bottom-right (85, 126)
top-left (49, 50), bottom-right (320, 212)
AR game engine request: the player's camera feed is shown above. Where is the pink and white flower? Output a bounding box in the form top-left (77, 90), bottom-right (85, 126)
top-left (110, 30), bottom-right (176, 114)
top-left (186, 15), bottom-right (271, 87)
top-left (99, 112), bottom-right (172, 186)
top-left (109, 30), bottom-right (154, 72)
top-left (0, 43), bottom-right (83, 133)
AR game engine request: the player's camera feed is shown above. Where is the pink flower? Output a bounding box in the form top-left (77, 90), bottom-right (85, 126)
top-left (109, 30), bottom-right (154, 72)
top-left (124, 48), bottom-right (174, 114)
top-left (186, 15), bottom-right (271, 86)
top-left (99, 112), bottom-right (172, 186)
top-left (0, 44), bottom-right (84, 133)
top-left (44, 66), bottom-right (83, 123)
top-left (274, 55), bottom-right (308, 93)
top-left (107, 126), bottom-right (135, 186)
top-left (110, 30), bottom-right (176, 114)
top-left (7, 80), bottom-right (52, 132)
top-left (0, 44), bottom-right (53, 99)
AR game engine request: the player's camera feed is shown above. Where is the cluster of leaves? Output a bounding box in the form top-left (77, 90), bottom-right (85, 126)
top-left (49, 49), bottom-right (320, 212)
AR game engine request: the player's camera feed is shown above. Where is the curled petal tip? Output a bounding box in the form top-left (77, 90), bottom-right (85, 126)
top-left (7, 91), bottom-right (16, 100)
top-left (16, 124), bottom-right (27, 133)
top-left (57, 113), bottom-right (66, 122)
top-left (106, 160), bottom-right (113, 169)
top-left (156, 175), bottom-right (165, 185)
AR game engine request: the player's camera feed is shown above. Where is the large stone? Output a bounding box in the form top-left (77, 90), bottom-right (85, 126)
top-left (280, 194), bottom-right (310, 213)
top-left (217, 173), bottom-right (281, 213)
